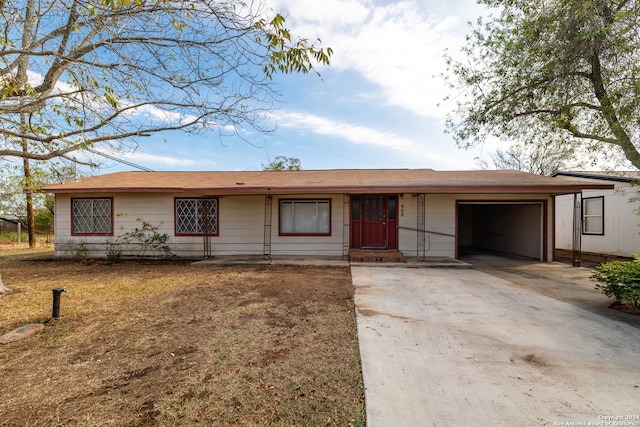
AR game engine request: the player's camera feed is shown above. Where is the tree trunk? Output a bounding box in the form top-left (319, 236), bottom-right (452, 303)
top-left (21, 113), bottom-right (36, 249)
top-left (18, 1), bottom-right (37, 249)
top-left (0, 274), bottom-right (9, 294)
top-left (25, 183), bottom-right (36, 248)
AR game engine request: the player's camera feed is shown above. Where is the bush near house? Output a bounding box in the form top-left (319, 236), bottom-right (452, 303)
top-left (591, 257), bottom-right (640, 310)
top-left (104, 218), bottom-right (171, 263)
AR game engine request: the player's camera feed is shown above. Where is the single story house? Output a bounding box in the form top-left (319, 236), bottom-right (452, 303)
top-left (554, 171), bottom-right (640, 265)
top-left (40, 168), bottom-right (613, 261)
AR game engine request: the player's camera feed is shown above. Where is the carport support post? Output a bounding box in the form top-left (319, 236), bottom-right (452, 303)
top-left (416, 194), bottom-right (425, 259)
top-left (572, 192), bottom-right (582, 267)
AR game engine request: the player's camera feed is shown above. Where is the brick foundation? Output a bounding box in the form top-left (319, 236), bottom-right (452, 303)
top-left (554, 248), bottom-right (633, 267)
top-left (349, 249), bottom-right (406, 263)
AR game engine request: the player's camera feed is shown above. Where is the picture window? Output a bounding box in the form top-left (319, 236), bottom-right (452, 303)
top-left (280, 200), bottom-right (330, 235)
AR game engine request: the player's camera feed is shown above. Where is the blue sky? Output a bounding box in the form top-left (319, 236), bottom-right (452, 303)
top-left (105, 0), bottom-right (497, 173)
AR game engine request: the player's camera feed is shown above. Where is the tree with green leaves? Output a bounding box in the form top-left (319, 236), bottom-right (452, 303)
top-left (444, 0), bottom-right (640, 169)
top-left (0, 0), bottom-right (331, 247)
top-left (262, 155), bottom-right (302, 171)
top-left (0, 161), bottom-right (71, 246)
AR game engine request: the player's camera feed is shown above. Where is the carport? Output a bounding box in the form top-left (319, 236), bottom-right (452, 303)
top-left (457, 201), bottom-right (546, 261)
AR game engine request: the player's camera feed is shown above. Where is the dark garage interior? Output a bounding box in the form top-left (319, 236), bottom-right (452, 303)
top-left (457, 202), bottom-right (544, 260)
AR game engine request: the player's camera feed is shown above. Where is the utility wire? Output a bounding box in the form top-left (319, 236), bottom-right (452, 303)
top-left (85, 148), bottom-right (154, 172)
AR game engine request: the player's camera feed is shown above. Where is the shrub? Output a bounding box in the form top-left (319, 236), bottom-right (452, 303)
top-left (74, 241), bottom-right (88, 262)
top-left (72, 218), bottom-right (171, 262)
top-left (591, 257), bottom-right (640, 309)
top-left (105, 241), bottom-right (123, 264)
top-left (117, 218), bottom-right (171, 258)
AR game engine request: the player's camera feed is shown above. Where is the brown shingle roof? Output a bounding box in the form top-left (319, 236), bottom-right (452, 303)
top-left (40, 168), bottom-right (613, 195)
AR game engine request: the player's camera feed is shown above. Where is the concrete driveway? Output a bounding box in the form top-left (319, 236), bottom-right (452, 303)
top-left (351, 261), bottom-right (640, 427)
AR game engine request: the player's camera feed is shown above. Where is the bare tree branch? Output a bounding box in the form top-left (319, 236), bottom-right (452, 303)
top-left (0, 0), bottom-right (331, 164)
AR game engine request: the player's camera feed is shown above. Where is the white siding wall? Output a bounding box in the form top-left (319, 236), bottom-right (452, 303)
top-left (554, 194), bottom-right (575, 254)
top-left (177, 195), bottom-right (265, 257)
top-left (398, 195), bottom-right (418, 257)
top-left (55, 193), bottom-right (180, 258)
top-left (54, 191), bottom-right (554, 260)
top-left (398, 194), bottom-right (456, 258)
top-left (54, 193), bottom-right (345, 258)
top-left (556, 185), bottom-right (640, 257)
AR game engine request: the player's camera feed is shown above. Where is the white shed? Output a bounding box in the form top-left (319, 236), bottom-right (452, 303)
top-left (554, 171), bottom-right (640, 265)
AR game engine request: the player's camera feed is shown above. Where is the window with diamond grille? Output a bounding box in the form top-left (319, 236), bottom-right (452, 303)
top-left (72, 198), bottom-right (113, 235)
top-left (175, 198), bottom-right (218, 235)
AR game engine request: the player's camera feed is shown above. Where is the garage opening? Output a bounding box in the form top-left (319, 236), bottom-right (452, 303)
top-left (457, 202), bottom-right (545, 261)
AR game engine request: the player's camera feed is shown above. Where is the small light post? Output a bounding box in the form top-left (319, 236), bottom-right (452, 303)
top-left (52, 288), bottom-right (67, 320)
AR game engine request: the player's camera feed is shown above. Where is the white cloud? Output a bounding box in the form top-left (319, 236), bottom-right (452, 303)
top-left (276, 110), bottom-right (474, 168)
top-left (130, 103), bottom-right (189, 125)
top-left (267, 0), bottom-right (481, 119)
top-left (272, 0), bottom-right (372, 30)
top-left (278, 110), bottom-right (418, 151)
top-left (128, 151), bottom-right (211, 167)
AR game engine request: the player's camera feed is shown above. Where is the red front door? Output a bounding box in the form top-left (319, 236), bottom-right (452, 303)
top-left (362, 195), bottom-right (386, 247)
top-left (350, 195), bottom-right (398, 249)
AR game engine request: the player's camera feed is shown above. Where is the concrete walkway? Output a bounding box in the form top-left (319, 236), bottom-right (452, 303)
top-left (351, 262), bottom-right (640, 427)
top-left (192, 255), bottom-right (471, 268)
top-left (192, 255), bottom-right (349, 267)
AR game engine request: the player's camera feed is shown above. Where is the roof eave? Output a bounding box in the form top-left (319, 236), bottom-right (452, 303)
top-left (553, 171), bottom-right (639, 183)
top-left (41, 183), bottom-right (614, 195)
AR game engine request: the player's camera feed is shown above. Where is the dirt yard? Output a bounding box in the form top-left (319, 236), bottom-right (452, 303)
top-left (0, 249), bottom-right (365, 426)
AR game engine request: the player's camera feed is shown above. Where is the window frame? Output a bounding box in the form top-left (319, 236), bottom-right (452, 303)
top-left (174, 197), bottom-right (219, 236)
top-left (279, 199), bottom-right (332, 236)
top-left (582, 196), bottom-right (604, 236)
top-left (70, 197), bottom-right (114, 236)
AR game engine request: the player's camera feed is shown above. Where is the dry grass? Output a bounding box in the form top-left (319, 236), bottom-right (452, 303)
top-left (0, 249), bottom-right (365, 426)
